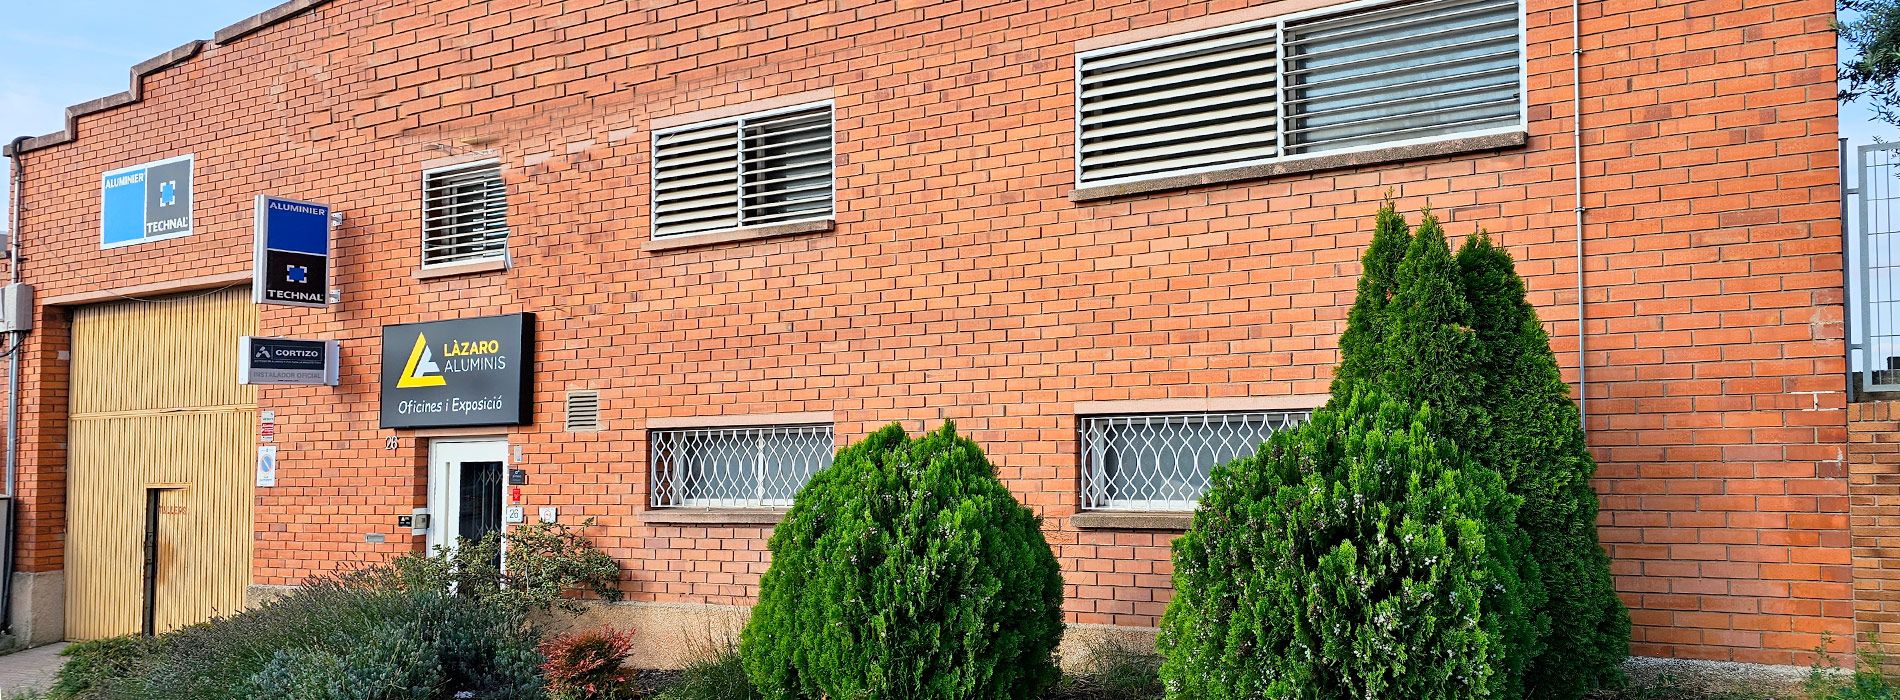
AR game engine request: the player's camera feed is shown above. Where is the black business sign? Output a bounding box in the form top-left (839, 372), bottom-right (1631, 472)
top-left (380, 313), bottom-right (534, 428)
top-left (252, 195), bottom-right (332, 308)
top-left (238, 336), bottom-right (339, 385)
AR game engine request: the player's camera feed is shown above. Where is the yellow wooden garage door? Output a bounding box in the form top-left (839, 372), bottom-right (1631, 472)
top-left (66, 289), bottom-right (256, 639)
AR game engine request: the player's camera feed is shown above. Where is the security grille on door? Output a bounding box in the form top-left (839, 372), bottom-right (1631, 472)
top-left (1080, 411), bottom-right (1309, 511)
top-left (650, 104), bottom-right (834, 239)
top-left (421, 160), bottom-right (508, 266)
top-left (1074, 0), bottom-right (1523, 188)
top-left (649, 424), bottom-right (834, 508)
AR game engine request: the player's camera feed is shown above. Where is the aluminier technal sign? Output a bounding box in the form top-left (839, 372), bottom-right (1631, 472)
top-left (100, 154), bottom-right (193, 248)
top-left (379, 313), bottom-right (534, 428)
top-left (252, 195), bottom-right (332, 308)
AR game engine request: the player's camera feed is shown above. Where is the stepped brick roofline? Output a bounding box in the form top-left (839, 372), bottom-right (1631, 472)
top-left (2, 0), bottom-right (334, 157)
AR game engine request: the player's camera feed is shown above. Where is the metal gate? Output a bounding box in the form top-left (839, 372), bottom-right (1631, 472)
top-left (65, 289), bottom-right (256, 639)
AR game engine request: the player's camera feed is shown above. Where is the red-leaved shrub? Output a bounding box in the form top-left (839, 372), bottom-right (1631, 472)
top-left (538, 626), bottom-right (636, 700)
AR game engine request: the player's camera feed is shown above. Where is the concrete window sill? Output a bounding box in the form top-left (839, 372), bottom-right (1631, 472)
top-left (413, 258), bottom-right (508, 280)
top-left (1069, 511), bottom-right (1194, 531)
top-left (1070, 131), bottom-right (1529, 202)
top-left (639, 509), bottom-right (788, 526)
top-left (641, 219), bottom-right (833, 252)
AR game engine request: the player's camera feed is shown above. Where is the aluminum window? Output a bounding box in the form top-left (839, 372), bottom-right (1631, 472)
top-left (649, 424), bottom-right (835, 508)
top-left (1074, 0), bottom-right (1524, 189)
top-left (421, 160), bottom-right (508, 267)
top-left (1080, 411), bottom-right (1310, 511)
top-left (650, 103), bottom-right (835, 240)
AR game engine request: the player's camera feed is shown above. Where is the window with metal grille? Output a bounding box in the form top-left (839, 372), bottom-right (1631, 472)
top-left (421, 161), bottom-right (508, 266)
top-left (649, 424), bottom-right (834, 508)
top-left (1080, 411), bottom-right (1310, 511)
top-left (650, 103), bottom-right (834, 240)
top-left (1074, 0), bottom-right (1522, 189)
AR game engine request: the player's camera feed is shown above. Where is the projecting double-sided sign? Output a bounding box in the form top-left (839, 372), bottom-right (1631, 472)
top-left (252, 196), bottom-right (333, 307)
top-left (379, 313), bottom-right (534, 429)
top-left (239, 336), bottom-right (340, 385)
top-left (100, 154), bottom-right (193, 248)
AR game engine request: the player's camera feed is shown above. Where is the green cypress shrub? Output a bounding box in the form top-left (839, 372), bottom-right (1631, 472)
top-left (1330, 201), bottom-right (1412, 400)
top-left (739, 422), bottom-right (1065, 700)
top-left (1458, 233), bottom-right (1630, 697)
top-left (1157, 391), bottom-right (1531, 699)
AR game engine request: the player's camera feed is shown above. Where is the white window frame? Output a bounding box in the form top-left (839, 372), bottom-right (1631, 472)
top-left (648, 101), bottom-right (837, 242)
top-left (419, 158), bottom-right (509, 269)
top-left (1079, 410), bottom-right (1311, 511)
top-left (648, 423), bottom-right (835, 509)
top-left (1072, 0), bottom-right (1529, 191)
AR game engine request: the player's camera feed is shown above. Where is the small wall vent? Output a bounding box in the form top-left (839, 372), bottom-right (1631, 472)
top-left (564, 390), bottom-right (602, 432)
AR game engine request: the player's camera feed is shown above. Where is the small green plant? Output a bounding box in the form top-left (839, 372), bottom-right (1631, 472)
top-left (539, 627), bottom-right (636, 700)
top-left (658, 635), bottom-right (758, 700)
top-left (375, 519), bottom-right (622, 614)
top-left (43, 635), bottom-right (156, 699)
top-left (1806, 634), bottom-right (1897, 700)
top-left (740, 422), bottom-right (1066, 700)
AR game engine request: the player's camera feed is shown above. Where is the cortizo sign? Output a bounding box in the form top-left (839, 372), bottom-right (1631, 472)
top-left (238, 336), bottom-right (339, 386)
top-left (379, 313), bottom-right (534, 428)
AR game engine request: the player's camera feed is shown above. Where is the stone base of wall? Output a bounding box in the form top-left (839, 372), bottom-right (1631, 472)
top-left (1623, 656), bottom-right (1813, 696)
top-left (0, 570), bottom-right (64, 652)
top-left (244, 583), bottom-right (297, 610)
top-left (554, 601), bottom-right (1158, 672)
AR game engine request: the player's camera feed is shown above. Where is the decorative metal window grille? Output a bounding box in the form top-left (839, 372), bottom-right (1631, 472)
top-left (421, 161), bottom-right (508, 266)
top-left (651, 103), bottom-right (834, 239)
top-left (1074, 0), bottom-right (1522, 188)
top-left (1080, 411), bottom-right (1310, 511)
top-left (649, 424), bottom-right (835, 508)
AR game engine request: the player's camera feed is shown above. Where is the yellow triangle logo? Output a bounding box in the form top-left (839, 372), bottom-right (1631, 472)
top-left (396, 333), bottom-right (446, 388)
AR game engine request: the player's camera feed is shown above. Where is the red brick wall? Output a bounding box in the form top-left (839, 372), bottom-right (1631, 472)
top-left (1851, 400), bottom-right (1900, 666)
top-left (6, 0), bottom-right (1845, 664)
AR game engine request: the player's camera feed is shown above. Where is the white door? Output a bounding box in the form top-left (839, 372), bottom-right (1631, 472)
top-left (427, 439), bottom-right (508, 553)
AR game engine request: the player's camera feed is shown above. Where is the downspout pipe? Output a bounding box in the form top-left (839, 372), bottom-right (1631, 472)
top-left (1573, 0), bottom-right (1589, 426)
top-left (4, 135), bottom-right (30, 635)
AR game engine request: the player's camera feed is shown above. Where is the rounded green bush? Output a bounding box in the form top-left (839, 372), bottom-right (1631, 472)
top-left (1158, 392), bottom-right (1533, 700)
top-left (740, 422), bottom-right (1065, 700)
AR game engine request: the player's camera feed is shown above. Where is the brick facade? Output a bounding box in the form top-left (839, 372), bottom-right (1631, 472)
top-left (3, 0), bottom-right (1847, 665)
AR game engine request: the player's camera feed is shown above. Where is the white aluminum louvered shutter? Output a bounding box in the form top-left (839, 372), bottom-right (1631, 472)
top-left (421, 161), bottom-right (508, 266)
top-left (652, 123), bottom-right (741, 238)
top-left (1283, 0), bottom-right (1522, 155)
top-left (1075, 21), bottom-right (1281, 188)
top-left (651, 103), bottom-right (834, 240)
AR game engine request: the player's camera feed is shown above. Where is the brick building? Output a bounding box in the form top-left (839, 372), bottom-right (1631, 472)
top-left (0, 0), bottom-right (1857, 673)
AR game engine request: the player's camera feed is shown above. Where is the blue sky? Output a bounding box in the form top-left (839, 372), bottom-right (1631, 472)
top-left (0, 4), bottom-right (1890, 218)
top-left (0, 2), bottom-right (271, 216)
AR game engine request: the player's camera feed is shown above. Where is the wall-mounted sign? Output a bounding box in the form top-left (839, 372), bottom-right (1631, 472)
top-left (379, 313), bottom-right (534, 429)
top-left (239, 336), bottom-right (340, 386)
top-left (101, 154), bottom-right (193, 248)
top-left (256, 445), bottom-right (278, 487)
top-left (252, 195), bottom-right (332, 307)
